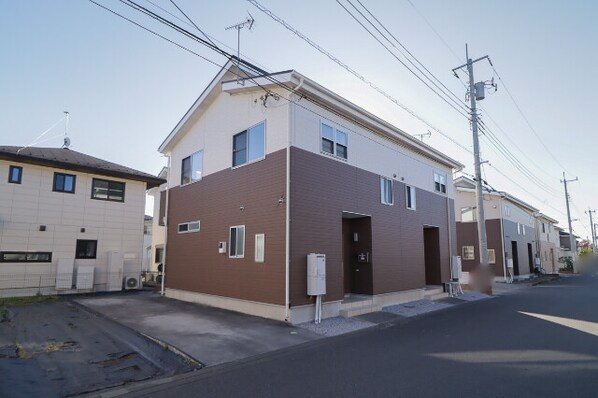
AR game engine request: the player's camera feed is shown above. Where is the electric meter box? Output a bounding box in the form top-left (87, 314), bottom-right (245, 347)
top-left (307, 253), bottom-right (326, 296)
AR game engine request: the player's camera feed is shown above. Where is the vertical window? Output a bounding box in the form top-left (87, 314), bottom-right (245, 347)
top-left (8, 165), bottom-right (22, 184)
top-left (434, 172), bottom-right (447, 194)
top-left (406, 185), bottom-right (416, 210)
top-left (155, 247), bottom-right (164, 264)
top-left (91, 178), bottom-right (125, 202)
top-left (542, 223), bottom-right (546, 233)
top-left (504, 205), bottom-right (511, 217)
top-left (76, 240), bottom-right (97, 259)
top-left (380, 177), bottom-right (393, 205)
top-left (488, 249), bottom-right (496, 264)
top-left (229, 225), bottom-right (245, 258)
top-left (233, 122), bottom-right (265, 167)
top-left (53, 173), bottom-right (76, 193)
top-left (255, 233), bottom-right (265, 263)
top-left (461, 207), bottom-right (476, 222)
top-left (181, 150), bottom-right (203, 185)
top-left (462, 246), bottom-right (475, 260)
top-left (320, 122), bottom-right (348, 160)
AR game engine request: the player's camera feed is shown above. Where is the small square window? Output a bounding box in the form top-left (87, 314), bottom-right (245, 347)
top-left (53, 172), bottom-right (76, 193)
top-left (8, 165), bottom-right (22, 184)
top-left (462, 246), bottom-right (475, 260)
top-left (91, 178), bottom-right (125, 202)
top-left (76, 240), bottom-right (97, 259)
top-left (320, 122), bottom-right (348, 160)
top-left (434, 172), bottom-right (447, 194)
top-left (233, 122), bottom-right (265, 168)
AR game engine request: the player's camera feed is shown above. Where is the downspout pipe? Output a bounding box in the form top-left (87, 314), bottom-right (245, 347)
top-left (160, 154), bottom-right (171, 296)
top-left (499, 196), bottom-right (507, 283)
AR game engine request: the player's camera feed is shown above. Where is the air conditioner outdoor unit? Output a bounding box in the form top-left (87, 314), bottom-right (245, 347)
top-left (124, 276), bottom-right (141, 290)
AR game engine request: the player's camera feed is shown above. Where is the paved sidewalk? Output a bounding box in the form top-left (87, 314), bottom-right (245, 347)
top-left (76, 292), bottom-right (321, 367)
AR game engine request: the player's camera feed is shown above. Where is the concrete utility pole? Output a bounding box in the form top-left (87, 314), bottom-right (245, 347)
top-left (452, 45), bottom-right (493, 268)
top-left (586, 209), bottom-right (596, 250)
top-left (561, 172), bottom-right (578, 258)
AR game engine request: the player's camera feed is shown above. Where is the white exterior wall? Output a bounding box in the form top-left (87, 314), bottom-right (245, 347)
top-left (148, 183), bottom-right (166, 272)
top-left (0, 159), bottom-right (146, 296)
top-left (290, 100), bottom-right (455, 198)
top-left (167, 88), bottom-right (290, 189)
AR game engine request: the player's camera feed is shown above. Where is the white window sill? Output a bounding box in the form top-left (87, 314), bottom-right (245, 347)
top-left (320, 150), bottom-right (348, 162)
top-left (231, 156), bottom-right (266, 170)
top-left (180, 179), bottom-right (202, 188)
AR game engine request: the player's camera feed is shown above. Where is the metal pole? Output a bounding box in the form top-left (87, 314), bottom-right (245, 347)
top-left (587, 209), bottom-right (596, 250)
top-left (466, 44), bottom-right (489, 268)
top-left (562, 172), bottom-right (577, 260)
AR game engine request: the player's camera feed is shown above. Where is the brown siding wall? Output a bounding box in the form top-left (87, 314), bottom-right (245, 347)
top-left (165, 149), bottom-right (287, 305)
top-left (456, 220), bottom-right (504, 276)
top-left (289, 147), bottom-right (455, 307)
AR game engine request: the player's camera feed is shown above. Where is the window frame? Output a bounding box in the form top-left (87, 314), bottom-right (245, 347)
top-left (433, 171), bottom-right (447, 194)
top-left (320, 122), bottom-right (348, 160)
top-left (255, 233), bottom-right (265, 263)
top-left (462, 245), bottom-right (475, 260)
top-left (0, 251), bottom-right (52, 263)
top-left (155, 247), bottom-right (164, 264)
top-left (380, 176), bottom-right (394, 206)
top-left (488, 249), bottom-right (496, 264)
top-left (232, 121), bottom-right (266, 169)
top-left (229, 225), bottom-right (246, 258)
top-left (177, 220), bottom-right (200, 234)
top-left (91, 178), bottom-right (125, 202)
top-left (53, 172), bottom-right (76, 194)
top-left (461, 206), bottom-right (477, 222)
top-left (75, 240), bottom-right (97, 260)
top-left (181, 150), bottom-right (204, 185)
top-left (8, 165), bottom-right (22, 184)
top-left (405, 185), bottom-right (416, 210)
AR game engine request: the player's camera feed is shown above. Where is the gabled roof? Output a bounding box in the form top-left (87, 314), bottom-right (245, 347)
top-left (0, 146), bottom-right (165, 188)
top-left (159, 61), bottom-right (464, 170)
top-left (454, 175), bottom-right (539, 213)
top-left (536, 213), bottom-right (559, 224)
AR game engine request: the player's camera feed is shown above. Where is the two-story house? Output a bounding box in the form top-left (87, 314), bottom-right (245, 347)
top-left (0, 145), bottom-right (164, 297)
top-left (455, 176), bottom-right (539, 281)
top-left (535, 213), bottom-right (559, 274)
top-left (157, 62), bottom-right (463, 324)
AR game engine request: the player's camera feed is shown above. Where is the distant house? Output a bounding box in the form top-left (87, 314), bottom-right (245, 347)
top-left (535, 213), bottom-right (559, 274)
top-left (0, 145), bottom-right (164, 297)
top-left (558, 229), bottom-right (579, 258)
top-left (147, 166), bottom-right (167, 274)
top-left (156, 62), bottom-right (462, 324)
top-left (142, 215), bottom-right (153, 273)
top-left (454, 176), bottom-right (539, 281)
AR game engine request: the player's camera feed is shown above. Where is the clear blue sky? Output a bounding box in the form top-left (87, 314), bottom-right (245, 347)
top-left (1, 0), bottom-right (596, 238)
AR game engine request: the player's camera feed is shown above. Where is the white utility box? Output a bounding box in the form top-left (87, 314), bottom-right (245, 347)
top-left (107, 251), bottom-right (124, 291)
top-left (76, 266), bottom-right (95, 290)
top-left (451, 255), bottom-right (462, 280)
top-left (56, 258), bottom-right (75, 290)
top-left (507, 258), bottom-right (514, 269)
top-left (307, 253), bottom-right (326, 296)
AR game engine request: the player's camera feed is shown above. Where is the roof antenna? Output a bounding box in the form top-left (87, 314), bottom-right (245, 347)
top-left (225, 13), bottom-right (255, 85)
top-left (62, 111), bottom-right (71, 149)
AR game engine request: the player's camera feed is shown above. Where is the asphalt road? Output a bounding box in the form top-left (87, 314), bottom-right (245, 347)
top-left (125, 273), bottom-right (598, 398)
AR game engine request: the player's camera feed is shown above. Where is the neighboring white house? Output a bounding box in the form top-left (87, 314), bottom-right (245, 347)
top-left (142, 215), bottom-right (153, 273)
top-left (0, 145), bottom-right (164, 297)
top-left (147, 166), bottom-right (167, 273)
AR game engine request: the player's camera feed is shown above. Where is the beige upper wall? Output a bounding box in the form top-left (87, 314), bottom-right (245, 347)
top-left (0, 159), bottom-right (146, 276)
top-left (167, 86), bottom-right (290, 190)
top-left (454, 190), bottom-right (502, 221)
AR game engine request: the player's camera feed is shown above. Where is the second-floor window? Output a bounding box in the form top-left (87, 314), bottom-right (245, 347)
top-left (233, 121), bottom-right (265, 167)
top-left (380, 177), bottom-right (394, 205)
top-left (53, 172), bottom-right (76, 193)
top-left (461, 207), bottom-right (476, 222)
top-left (92, 178), bottom-right (125, 202)
top-left (181, 150), bottom-right (203, 184)
top-left (321, 123), bottom-right (348, 160)
top-left (8, 165), bottom-right (22, 184)
top-left (434, 172), bottom-right (446, 194)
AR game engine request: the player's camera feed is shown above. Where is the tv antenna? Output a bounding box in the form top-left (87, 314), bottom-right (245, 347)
top-left (62, 111), bottom-right (71, 148)
top-left (225, 13), bottom-right (255, 85)
top-left (413, 130), bottom-right (432, 142)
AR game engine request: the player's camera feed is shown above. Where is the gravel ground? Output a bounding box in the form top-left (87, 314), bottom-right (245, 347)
top-left (383, 299), bottom-right (453, 317)
top-left (297, 317), bottom-right (374, 337)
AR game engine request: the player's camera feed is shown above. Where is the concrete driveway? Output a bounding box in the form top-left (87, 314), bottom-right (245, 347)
top-left (76, 292), bottom-right (321, 366)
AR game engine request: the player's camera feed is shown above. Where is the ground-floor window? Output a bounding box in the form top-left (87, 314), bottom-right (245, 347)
top-left (76, 240), bottom-right (97, 259)
top-left (155, 247), bottom-right (164, 263)
top-left (462, 246), bottom-right (475, 260)
top-left (255, 233), bottom-right (265, 263)
top-left (0, 251), bottom-right (52, 263)
top-left (229, 225), bottom-right (245, 258)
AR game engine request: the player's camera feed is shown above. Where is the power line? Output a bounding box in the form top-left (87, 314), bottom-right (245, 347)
top-left (336, 0), bottom-right (470, 119)
top-left (168, 0), bottom-right (217, 47)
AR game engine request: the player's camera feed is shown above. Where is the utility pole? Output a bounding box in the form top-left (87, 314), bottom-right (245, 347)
top-left (586, 208), bottom-right (596, 251)
top-left (561, 172), bottom-right (578, 259)
top-left (452, 45), bottom-right (495, 270)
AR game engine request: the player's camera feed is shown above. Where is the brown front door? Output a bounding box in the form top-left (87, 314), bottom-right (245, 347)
top-left (424, 226), bottom-right (442, 285)
top-left (342, 215), bottom-right (373, 295)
